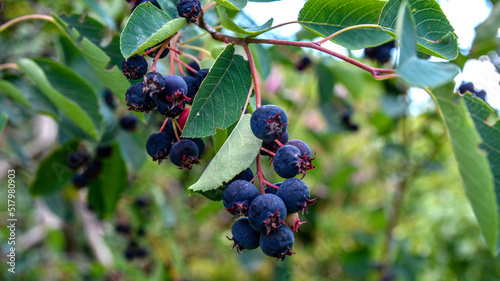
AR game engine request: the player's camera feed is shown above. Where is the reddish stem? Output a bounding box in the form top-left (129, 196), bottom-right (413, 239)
top-left (174, 56), bottom-right (198, 74)
top-left (256, 154), bottom-right (265, 194)
top-left (274, 139), bottom-right (284, 147)
top-left (159, 117), bottom-right (170, 133)
top-left (150, 38), bottom-right (172, 72)
top-left (260, 147), bottom-right (276, 156)
top-left (176, 54), bottom-right (185, 76)
top-left (262, 180), bottom-right (279, 189)
top-left (242, 43), bottom-right (261, 108)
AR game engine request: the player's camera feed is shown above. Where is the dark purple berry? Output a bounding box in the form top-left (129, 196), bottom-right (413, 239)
top-left (273, 145), bottom-right (315, 179)
top-left (146, 132), bottom-right (172, 164)
top-left (248, 194), bottom-right (287, 234)
top-left (183, 75), bottom-right (198, 104)
top-left (259, 224), bottom-right (295, 261)
top-left (231, 168), bottom-right (254, 182)
top-left (144, 71), bottom-right (166, 98)
top-left (195, 68), bottom-right (209, 88)
top-left (156, 101), bottom-right (184, 117)
top-left (227, 218), bottom-right (261, 253)
top-left (96, 145), bottom-right (113, 158)
top-left (285, 139), bottom-right (311, 157)
top-left (475, 90), bottom-right (486, 101)
top-left (146, 42), bottom-right (170, 59)
top-left (122, 54), bottom-right (148, 80)
top-left (135, 197), bottom-right (150, 207)
top-left (177, 0), bottom-right (201, 22)
top-left (84, 160), bottom-right (103, 179)
top-left (161, 75), bottom-right (189, 107)
top-left (125, 82), bottom-right (157, 113)
top-left (250, 105), bottom-right (288, 141)
top-left (66, 150), bottom-right (89, 169)
top-left (184, 138), bottom-right (204, 158)
top-left (276, 178), bottom-right (316, 214)
top-left (103, 89), bottom-right (116, 109)
top-left (130, 0), bottom-right (161, 11)
top-left (223, 180), bottom-right (259, 218)
top-left (187, 61), bottom-right (200, 76)
top-left (341, 112), bottom-right (359, 131)
top-left (261, 131), bottom-right (288, 157)
top-left (296, 56), bottom-right (312, 71)
top-left (119, 115), bottom-right (139, 131)
top-left (115, 222), bottom-right (132, 234)
top-left (72, 173), bottom-right (89, 188)
top-left (265, 182), bottom-right (282, 195)
top-left (364, 41), bottom-right (395, 64)
top-left (458, 81), bottom-right (475, 94)
top-left (170, 139), bottom-right (199, 169)
top-left (160, 118), bottom-right (178, 141)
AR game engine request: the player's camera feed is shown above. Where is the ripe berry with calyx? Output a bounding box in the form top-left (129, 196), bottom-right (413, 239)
top-left (259, 224), bottom-right (295, 261)
top-left (248, 194), bottom-right (287, 235)
top-left (251, 105), bottom-right (288, 141)
top-left (227, 218), bottom-right (261, 253)
top-left (125, 82), bottom-right (157, 113)
top-left (146, 132), bottom-right (172, 163)
top-left (276, 178), bottom-right (316, 214)
top-left (161, 75), bottom-right (189, 107)
top-left (169, 139), bottom-right (199, 169)
top-left (144, 71), bottom-right (166, 98)
top-left (177, 0), bottom-right (201, 22)
top-left (122, 54), bottom-right (148, 80)
top-left (273, 144), bottom-right (315, 178)
top-left (261, 131), bottom-right (289, 157)
top-left (285, 139), bottom-right (311, 157)
top-left (156, 101), bottom-right (184, 118)
top-left (223, 180), bottom-right (259, 218)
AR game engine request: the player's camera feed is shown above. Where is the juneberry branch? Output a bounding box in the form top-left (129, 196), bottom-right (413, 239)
top-left (242, 43), bottom-right (262, 108)
top-left (313, 24), bottom-right (382, 45)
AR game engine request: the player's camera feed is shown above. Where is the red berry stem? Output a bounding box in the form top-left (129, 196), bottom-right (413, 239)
top-left (172, 119), bottom-right (182, 141)
top-left (176, 54), bottom-right (186, 76)
top-left (255, 154), bottom-right (265, 195)
top-left (159, 117), bottom-right (170, 133)
top-left (274, 139), bottom-right (284, 147)
top-left (262, 180), bottom-right (279, 189)
top-left (260, 147), bottom-right (276, 156)
top-left (150, 37), bottom-right (173, 73)
top-left (173, 56), bottom-right (198, 74)
top-left (242, 43), bottom-right (261, 108)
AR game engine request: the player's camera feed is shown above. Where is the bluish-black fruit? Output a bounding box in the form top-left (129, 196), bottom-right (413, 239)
top-left (156, 101), bottom-right (184, 117)
top-left (125, 82), bottom-right (157, 113)
top-left (261, 131), bottom-right (289, 157)
top-left (296, 56), bottom-right (312, 71)
top-left (144, 71), bottom-right (166, 98)
top-left (341, 112), bottom-right (359, 132)
top-left (285, 139), bottom-right (311, 157)
top-left (223, 180), bottom-right (259, 218)
top-left (119, 115), bottom-right (139, 131)
top-left (161, 75), bottom-right (189, 107)
top-left (170, 139), bottom-right (199, 169)
top-left (248, 194), bottom-right (287, 234)
top-left (195, 68), bottom-right (209, 88)
top-left (259, 224), bottom-right (295, 261)
top-left (184, 138), bottom-right (204, 158)
top-left (177, 0), bottom-right (201, 22)
top-left (251, 105), bottom-right (288, 141)
top-left (231, 168), bottom-right (254, 182)
top-left (72, 173), bottom-right (89, 188)
top-left (160, 118), bottom-right (178, 141)
top-left (96, 145), bottom-right (113, 158)
top-left (183, 75), bottom-right (198, 104)
top-left (458, 82), bottom-right (475, 94)
top-left (146, 42), bottom-right (170, 58)
top-left (146, 132), bottom-right (172, 163)
top-left (103, 89), bottom-right (116, 109)
top-left (84, 160), bottom-right (103, 179)
top-left (227, 218), bottom-right (261, 253)
top-left (265, 182), bottom-right (282, 195)
top-left (135, 197), bottom-right (150, 207)
top-left (364, 41), bottom-right (395, 64)
top-left (187, 61), bottom-right (201, 76)
top-left (122, 54), bottom-right (148, 80)
top-left (115, 222), bottom-right (132, 235)
top-left (66, 150), bottom-right (89, 169)
top-left (273, 145), bottom-right (315, 178)
top-left (276, 178), bottom-right (316, 214)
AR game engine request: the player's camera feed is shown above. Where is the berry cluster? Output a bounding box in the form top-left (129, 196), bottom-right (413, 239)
top-left (67, 145), bottom-right (113, 188)
top-left (121, 37), bottom-right (208, 168)
top-left (224, 105), bottom-right (317, 261)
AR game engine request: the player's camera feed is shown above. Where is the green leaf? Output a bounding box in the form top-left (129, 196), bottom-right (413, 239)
top-left (189, 114), bottom-right (262, 192)
top-left (0, 113), bottom-right (8, 134)
top-left (212, 128), bottom-right (228, 154)
top-left (182, 44), bottom-right (252, 138)
top-left (217, 6), bottom-right (273, 36)
top-left (298, 0), bottom-right (392, 49)
top-left (463, 95), bottom-right (500, 253)
top-left (77, 0), bottom-right (117, 30)
top-left (118, 129), bottom-right (146, 172)
top-left (429, 83), bottom-right (499, 255)
top-left (395, 2), bottom-right (459, 87)
top-left (471, 2), bottom-right (500, 56)
top-left (120, 2), bottom-right (187, 58)
top-left (17, 58), bottom-right (102, 140)
top-left (379, 0), bottom-right (458, 60)
top-left (87, 142), bottom-right (128, 218)
top-left (52, 14), bottom-right (131, 107)
top-left (0, 80), bottom-right (31, 108)
top-left (30, 140), bottom-right (79, 196)
top-left (214, 0), bottom-right (248, 11)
